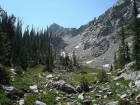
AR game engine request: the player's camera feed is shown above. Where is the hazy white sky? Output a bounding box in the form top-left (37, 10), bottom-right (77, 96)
top-left (1, 0), bottom-right (118, 30)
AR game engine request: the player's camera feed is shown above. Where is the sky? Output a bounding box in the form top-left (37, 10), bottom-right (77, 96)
top-left (1, 0), bottom-right (118, 31)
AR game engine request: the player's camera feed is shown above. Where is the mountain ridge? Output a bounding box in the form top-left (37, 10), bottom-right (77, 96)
top-left (49, 0), bottom-right (140, 69)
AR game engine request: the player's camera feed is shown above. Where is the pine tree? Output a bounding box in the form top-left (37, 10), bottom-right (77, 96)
top-left (0, 8), bottom-right (11, 64)
top-left (117, 26), bottom-right (126, 68)
top-left (131, 0), bottom-right (140, 70)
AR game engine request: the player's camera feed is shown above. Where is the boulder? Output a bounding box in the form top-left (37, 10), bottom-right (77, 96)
top-left (135, 94), bottom-right (140, 101)
top-left (81, 84), bottom-right (89, 92)
top-left (78, 93), bottom-right (84, 100)
top-left (1, 85), bottom-right (17, 95)
top-left (113, 76), bottom-right (124, 81)
top-left (83, 99), bottom-right (91, 105)
top-left (19, 99), bottom-right (24, 105)
top-left (76, 85), bottom-right (82, 93)
top-left (29, 85), bottom-right (38, 93)
top-left (125, 61), bottom-right (135, 70)
top-left (35, 100), bottom-right (46, 105)
top-left (116, 70), bottom-right (125, 76)
top-left (134, 80), bottom-right (140, 90)
top-left (62, 84), bottom-right (77, 94)
top-left (106, 101), bottom-right (118, 105)
top-left (56, 97), bottom-right (61, 101)
top-left (120, 94), bottom-right (127, 99)
top-left (46, 74), bottom-right (53, 79)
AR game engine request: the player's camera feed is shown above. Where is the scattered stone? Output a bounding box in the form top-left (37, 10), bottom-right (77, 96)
top-left (76, 85), bottom-right (82, 93)
top-left (135, 94), bottom-right (140, 101)
top-left (78, 93), bottom-right (84, 100)
top-left (1, 85), bottom-right (17, 95)
top-left (19, 99), bottom-right (24, 105)
top-left (95, 94), bottom-right (101, 99)
top-left (125, 61), bottom-right (135, 70)
top-left (29, 85), bottom-right (38, 93)
top-left (46, 74), bottom-right (53, 79)
top-left (35, 100), bottom-right (46, 105)
top-left (10, 69), bottom-right (17, 75)
top-left (106, 101), bottom-right (118, 105)
top-left (116, 70), bottom-right (125, 76)
top-left (113, 76), bottom-right (124, 81)
top-left (83, 99), bottom-right (91, 105)
top-left (106, 92), bottom-right (113, 97)
top-left (102, 88), bottom-right (109, 92)
top-left (120, 94), bottom-right (127, 99)
top-left (56, 97), bottom-right (61, 101)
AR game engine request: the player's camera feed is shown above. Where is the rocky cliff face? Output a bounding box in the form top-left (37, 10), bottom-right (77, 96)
top-left (49, 0), bottom-right (140, 69)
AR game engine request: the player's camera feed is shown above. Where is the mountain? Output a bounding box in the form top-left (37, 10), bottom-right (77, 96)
top-left (49, 0), bottom-right (140, 69)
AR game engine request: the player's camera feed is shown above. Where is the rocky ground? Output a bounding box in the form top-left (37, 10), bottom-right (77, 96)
top-left (1, 62), bottom-right (140, 105)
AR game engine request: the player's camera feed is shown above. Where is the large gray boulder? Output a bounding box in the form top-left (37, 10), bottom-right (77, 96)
top-left (113, 76), bottom-right (124, 81)
top-left (125, 61), bottom-right (135, 70)
top-left (106, 101), bottom-right (118, 105)
top-left (35, 100), bottom-right (46, 105)
top-left (1, 85), bottom-right (17, 95)
top-left (29, 85), bottom-right (38, 93)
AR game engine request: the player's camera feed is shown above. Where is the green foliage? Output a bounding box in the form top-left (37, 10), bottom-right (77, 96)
top-left (80, 76), bottom-right (89, 85)
top-left (97, 70), bottom-right (108, 82)
top-left (15, 66), bottom-right (23, 75)
top-left (0, 66), bottom-right (10, 84)
top-left (118, 99), bottom-right (131, 105)
top-left (24, 93), bottom-right (38, 105)
top-left (0, 89), bottom-right (14, 105)
top-left (40, 90), bottom-right (57, 104)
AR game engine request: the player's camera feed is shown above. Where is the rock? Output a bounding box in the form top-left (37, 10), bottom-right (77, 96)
top-left (19, 99), bottom-right (24, 105)
top-left (46, 74), bottom-right (53, 79)
top-left (120, 94), bottom-right (127, 99)
top-left (53, 80), bottom-right (66, 89)
top-left (116, 70), bottom-right (125, 76)
top-left (83, 99), bottom-right (91, 105)
top-left (62, 84), bottom-right (77, 94)
top-left (125, 61), bottom-right (135, 70)
top-left (135, 94), bottom-right (140, 101)
top-left (29, 85), bottom-right (38, 93)
top-left (81, 84), bottom-right (89, 92)
top-left (89, 86), bottom-right (93, 91)
top-left (1, 85), bottom-right (17, 95)
top-left (106, 92), bottom-right (113, 97)
top-left (56, 97), bottom-right (61, 101)
top-left (129, 81), bottom-right (135, 88)
top-left (10, 69), bottom-right (17, 75)
top-left (106, 101), bottom-right (118, 105)
top-left (35, 100), bottom-right (46, 105)
top-left (95, 94), bottom-right (101, 98)
top-left (134, 80), bottom-right (140, 90)
top-left (102, 88), bottom-right (109, 92)
top-left (78, 93), bottom-right (84, 100)
top-left (113, 76), bottom-right (124, 81)
top-left (76, 85), bottom-right (82, 93)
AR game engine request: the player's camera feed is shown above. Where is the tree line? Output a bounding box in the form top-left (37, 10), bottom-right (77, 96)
top-left (114, 0), bottom-right (140, 70)
top-left (0, 7), bottom-right (79, 72)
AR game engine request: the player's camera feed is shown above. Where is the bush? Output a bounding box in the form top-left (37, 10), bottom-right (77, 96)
top-left (97, 70), bottom-right (108, 82)
top-left (80, 76), bottom-right (88, 85)
top-left (118, 99), bottom-right (131, 105)
top-left (0, 89), bottom-right (14, 105)
top-left (24, 93), bottom-right (38, 105)
top-left (0, 66), bottom-right (11, 84)
top-left (40, 90), bottom-right (58, 104)
top-left (15, 66), bottom-right (23, 75)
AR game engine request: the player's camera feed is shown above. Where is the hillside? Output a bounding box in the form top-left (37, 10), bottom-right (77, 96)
top-left (49, 0), bottom-right (140, 69)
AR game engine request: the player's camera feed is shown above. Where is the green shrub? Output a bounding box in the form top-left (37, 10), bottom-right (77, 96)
top-left (24, 93), bottom-right (38, 105)
top-left (15, 66), bottom-right (23, 75)
top-left (97, 70), bottom-right (108, 82)
top-left (118, 99), bottom-right (131, 105)
top-left (0, 89), bottom-right (14, 105)
top-left (40, 90), bottom-right (58, 104)
top-left (0, 66), bottom-right (10, 84)
top-left (80, 76), bottom-right (89, 85)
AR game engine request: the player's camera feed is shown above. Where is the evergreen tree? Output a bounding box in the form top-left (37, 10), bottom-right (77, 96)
top-left (131, 0), bottom-right (140, 70)
top-left (117, 26), bottom-right (126, 68)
